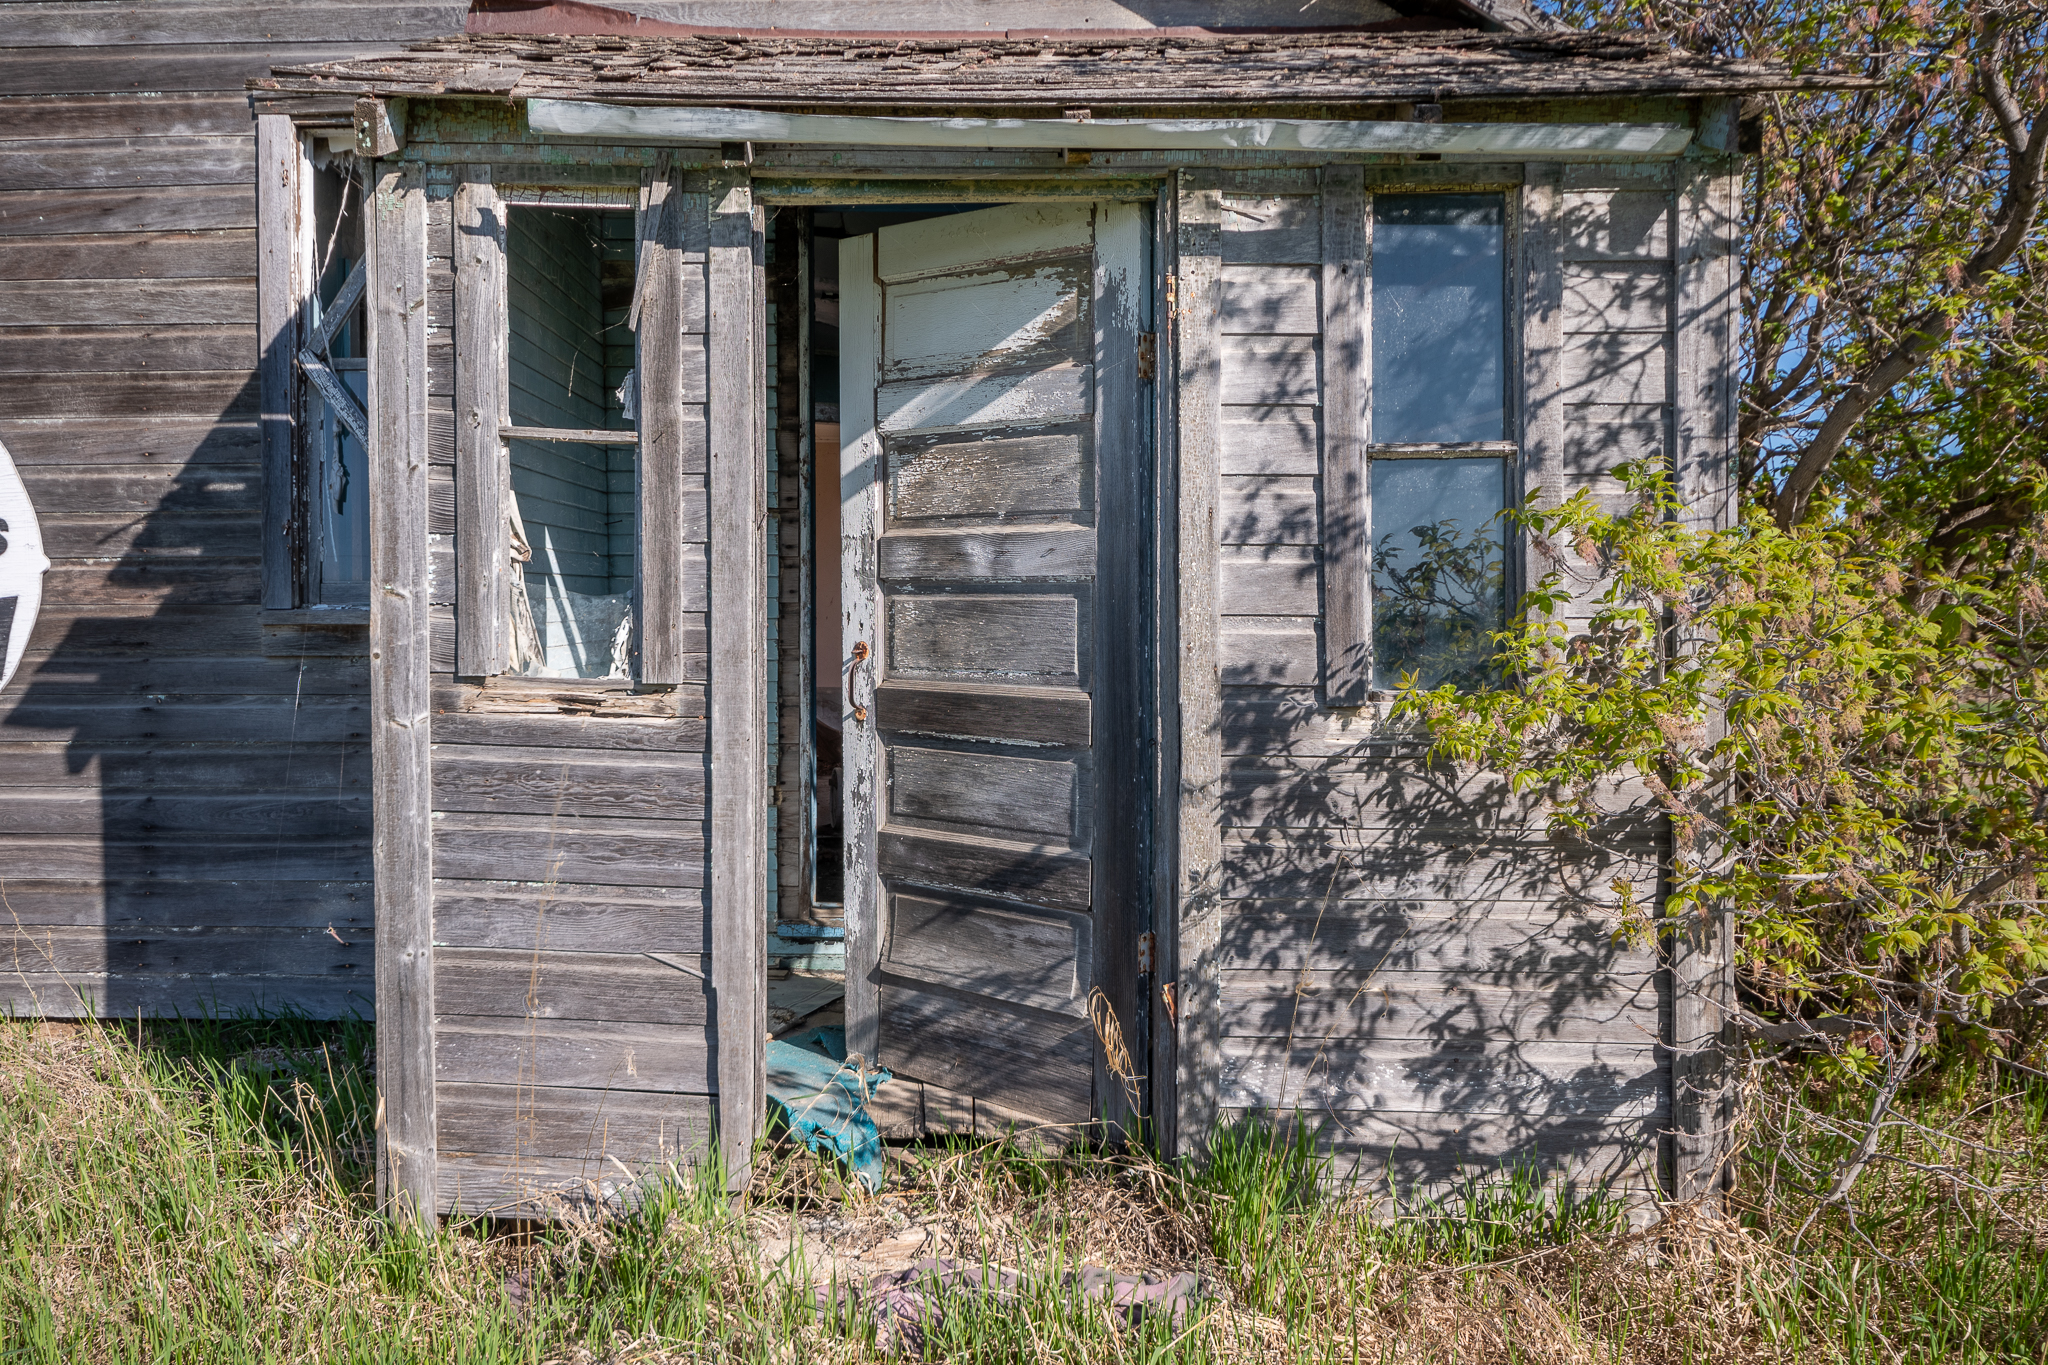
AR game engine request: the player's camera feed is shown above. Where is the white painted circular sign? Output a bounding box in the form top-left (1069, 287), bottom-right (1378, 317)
top-left (0, 437), bottom-right (50, 692)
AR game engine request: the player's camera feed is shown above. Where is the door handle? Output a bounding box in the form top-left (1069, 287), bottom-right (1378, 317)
top-left (847, 640), bottom-right (870, 723)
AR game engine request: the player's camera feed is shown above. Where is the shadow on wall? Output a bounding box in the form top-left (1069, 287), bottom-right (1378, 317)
top-left (0, 381), bottom-right (375, 1021)
top-left (1214, 703), bottom-right (1669, 1201)
top-left (1204, 283), bottom-right (1668, 1199)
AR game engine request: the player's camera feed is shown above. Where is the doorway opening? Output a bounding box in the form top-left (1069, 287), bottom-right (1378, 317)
top-left (764, 194), bottom-right (1155, 1138)
top-left (766, 204), bottom-right (993, 1045)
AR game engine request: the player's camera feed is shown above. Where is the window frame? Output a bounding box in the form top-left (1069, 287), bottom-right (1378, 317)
top-left (256, 118), bottom-right (375, 614)
top-left (451, 172), bottom-right (703, 689)
top-left (1320, 170), bottom-right (1522, 705)
top-left (462, 182), bottom-right (648, 681)
top-left (1361, 441), bottom-right (1517, 694)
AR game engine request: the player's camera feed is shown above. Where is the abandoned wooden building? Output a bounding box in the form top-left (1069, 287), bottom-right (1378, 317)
top-left (0, 0), bottom-right (1832, 1219)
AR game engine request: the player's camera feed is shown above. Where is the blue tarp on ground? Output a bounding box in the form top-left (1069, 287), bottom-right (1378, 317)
top-left (764, 1026), bottom-right (891, 1191)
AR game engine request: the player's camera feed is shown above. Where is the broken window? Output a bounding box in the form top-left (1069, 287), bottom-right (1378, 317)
top-left (504, 206), bottom-right (638, 679)
top-left (1367, 194), bottom-right (1510, 691)
top-left (302, 149), bottom-right (368, 606)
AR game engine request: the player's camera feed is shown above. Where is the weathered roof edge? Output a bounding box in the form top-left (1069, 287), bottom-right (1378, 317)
top-left (463, 0), bottom-right (1555, 41)
top-left (249, 28), bottom-right (1866, 111)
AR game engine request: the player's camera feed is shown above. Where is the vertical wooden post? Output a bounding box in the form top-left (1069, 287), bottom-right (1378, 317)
top-left (1519, 165), bottom-right (1567, 613)
top-left (1149, 183), bottom-right (1181, 1154)
top-left (368, 161), bottom-right (436, 1224)
top-left (453, 170), bottom-right (507, 677)
top-left (1670, 137), bottom-right (1741, 1208)
top-left (637, 159), bottom-right (691, 686)
top-left (838, 233), bottom-right (882, 1067)
top-left (1319, 164), bottom-right (1371, 704)
top-left (750, 201), bottom-right (771, 1139)
top-left (707, 168), bottom-right (766, 1189)
top-left (256, 114), bottom-right (308, 611)
top-left (1091, 199), bottom-right (1151, 1137)
top-left (1170, 170), bottom-right (1224, 1157)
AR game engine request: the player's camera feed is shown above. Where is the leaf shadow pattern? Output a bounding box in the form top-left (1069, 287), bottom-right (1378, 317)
top-left (1212, 687), bottom-right (1667, 1210)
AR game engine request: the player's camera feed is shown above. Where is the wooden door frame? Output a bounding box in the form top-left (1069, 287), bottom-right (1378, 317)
top-left (833, 191), bottom-right (1163, 1136)
top-left (838, 227), bottom-right (883, 1066)
top-left (707, 170), bottom-right (768, 1190)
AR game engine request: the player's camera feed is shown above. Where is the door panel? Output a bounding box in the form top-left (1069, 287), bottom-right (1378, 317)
top-left (882, 894), bottom-right (1092, 1018)
top-left (876, 826), bottom-right (1094, 912)
top-left (878, 988), bottom-right (1095, 1125)
top-left (874, 199), bottom-right (1095, 280)
top-left (888, 426), bottom-right (1091, 523)
top-left (882, 262), bottom-right (1087, 381)
top-left (886, 747), bottom-right (1080, 842)
top-left (842, 200), bottom-right (1147, 1130)
top-left (878, 365), bottom-right (1092, 434)
top-left (875, 679), bottom-right (1092, 748)
top-left (886, 593), bottom-right (1085, 684)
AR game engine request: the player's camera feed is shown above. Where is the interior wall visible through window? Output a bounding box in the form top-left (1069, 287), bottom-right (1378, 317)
top-left (506, 206), bottom-right (637, 679)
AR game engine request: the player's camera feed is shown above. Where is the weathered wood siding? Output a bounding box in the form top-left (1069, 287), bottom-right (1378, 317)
top-left (1206, 165), bottom-right (1677, 1201)
top-left (0, 1), bottom-right (463, 1018)
top-left (428, 176), bottom-right (716, 1218)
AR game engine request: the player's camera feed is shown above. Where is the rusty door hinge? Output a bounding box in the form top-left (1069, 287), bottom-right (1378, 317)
top-left (1137, 931), bottom-right (1156, 974)
top-left (1136, 332), bottom-right (1157, 384)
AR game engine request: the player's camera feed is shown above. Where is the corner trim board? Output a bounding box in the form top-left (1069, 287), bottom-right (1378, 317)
top-left (1170, 170), bottom-right (1224, 1156)
top-left (838, 231), bottom-right (883, 1072)
top-left (369, 161), bottom-right (436, 1223)
top-left (636, 158), bottom-right (693, 686)
top-left (1669, 146), bottom-right (1740, 1206)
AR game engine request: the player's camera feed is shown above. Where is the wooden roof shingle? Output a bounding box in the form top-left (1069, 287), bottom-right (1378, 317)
top-left (250, 28), bottom-right (1856, 113)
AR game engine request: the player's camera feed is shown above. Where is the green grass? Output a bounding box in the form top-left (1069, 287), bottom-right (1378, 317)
top-left (1, 1015), bottom-right (2043, 1363)
top-left (1729, 1065), bottom-right (2048, 1363)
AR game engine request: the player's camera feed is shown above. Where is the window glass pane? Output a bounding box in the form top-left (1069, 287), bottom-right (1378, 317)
top-left (1371, 194), bottom-right (1505, 444)
top-left (507, 207), bottom-right (637, 679)
top-left (312, 366), bottom-right (369, 600)
top-left (1370, 456), bottom-right (1507, 690)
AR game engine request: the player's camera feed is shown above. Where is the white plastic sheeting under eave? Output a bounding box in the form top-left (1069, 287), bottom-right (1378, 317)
top-left (0, 437), bottom-right (50, 694)
top-left (528, 99), bottom-right (1694, 158)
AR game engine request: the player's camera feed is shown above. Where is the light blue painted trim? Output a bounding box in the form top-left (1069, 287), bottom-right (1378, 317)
top-left (528, 99), bottom-right (1694, 159)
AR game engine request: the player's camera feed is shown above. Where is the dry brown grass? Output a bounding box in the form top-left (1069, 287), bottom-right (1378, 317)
top-left (4, 1016), bottom-right (2045, 1363)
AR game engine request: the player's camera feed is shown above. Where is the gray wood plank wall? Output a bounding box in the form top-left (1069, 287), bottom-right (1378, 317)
top-left (0, 0), bottom-right (465, 1019)
top-left (427, 175), bottom-right (716, 1218)
top-left (1208, 166), bottom-right (1676, 1204)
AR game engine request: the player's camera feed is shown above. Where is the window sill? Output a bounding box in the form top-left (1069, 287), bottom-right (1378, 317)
top-left (438, 674), bottom-right (700, 720)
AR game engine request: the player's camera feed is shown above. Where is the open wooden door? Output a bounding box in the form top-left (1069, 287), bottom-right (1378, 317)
top-left (840, 200), bottom-right (1150, 1131)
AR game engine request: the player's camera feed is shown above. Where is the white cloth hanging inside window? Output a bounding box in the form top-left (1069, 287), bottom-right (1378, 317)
top-left (506, 490), bottom-right (544, 676)
top-left (506, 489), bottom-right (634, 679)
